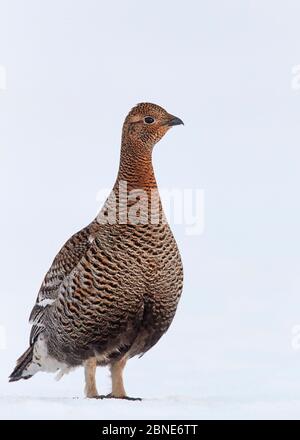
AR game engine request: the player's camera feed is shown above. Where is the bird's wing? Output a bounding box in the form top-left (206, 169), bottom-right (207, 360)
top-left (29, 221), bottom-right (98, 344)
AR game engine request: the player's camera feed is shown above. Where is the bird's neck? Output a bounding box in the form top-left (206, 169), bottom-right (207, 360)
top-left (97, 142), bottom-right (164, 226)
top-left (115, 142), bottom-right (158, 192)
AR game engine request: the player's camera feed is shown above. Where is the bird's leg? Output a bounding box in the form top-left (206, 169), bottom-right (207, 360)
top-left (84, 357), bottom-right (99, 398)
top-left (107, 357), bottom-right (141, 401)
top-left (110, 356), bottom-right (127, 398)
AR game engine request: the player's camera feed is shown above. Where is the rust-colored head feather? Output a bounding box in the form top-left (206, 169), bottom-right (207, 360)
top-left (122, 102), bottom-right (183, 149)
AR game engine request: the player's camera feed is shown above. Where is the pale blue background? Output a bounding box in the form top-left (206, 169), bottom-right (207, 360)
top-left (0, 0), bottom-right (300, 419)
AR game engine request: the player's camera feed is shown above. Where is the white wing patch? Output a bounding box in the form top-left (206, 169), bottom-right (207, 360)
top-left (88, 235), bottom-right (95, 243)
top-left (37, 298), bottom-right (55, 307)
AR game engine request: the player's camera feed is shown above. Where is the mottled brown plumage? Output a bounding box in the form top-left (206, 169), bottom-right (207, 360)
top-left (9, 103), bottom-right (184, 399)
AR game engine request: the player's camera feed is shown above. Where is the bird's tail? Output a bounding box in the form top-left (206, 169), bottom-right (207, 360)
top-left (9, 346), bottom-right (34, 382)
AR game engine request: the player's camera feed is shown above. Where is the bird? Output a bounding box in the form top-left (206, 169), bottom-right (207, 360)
top-left (9, 102), bottom-right (184, 400)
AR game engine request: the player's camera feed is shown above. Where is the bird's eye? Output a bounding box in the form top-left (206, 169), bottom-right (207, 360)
top-left (144, 116), bottom-right (155, 124)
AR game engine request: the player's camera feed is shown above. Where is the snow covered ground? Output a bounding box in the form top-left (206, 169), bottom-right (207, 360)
top-left (1, 0), bottom-right (300, 420)
top-left (2, 395), bottom-right (300, 420)
top-left (2, 297), bottom-right (300, 419)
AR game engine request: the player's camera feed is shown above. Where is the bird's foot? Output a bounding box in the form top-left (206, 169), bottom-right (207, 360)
top-left (86, 392), bottom-right (142, 401)
top-left (85, 390), bottom-right (106, 399)
top-left (105, 393), bottom-right (142, 401)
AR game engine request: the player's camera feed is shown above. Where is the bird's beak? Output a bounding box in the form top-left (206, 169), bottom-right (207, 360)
top-left (166, 115), bottom-right (184, 127)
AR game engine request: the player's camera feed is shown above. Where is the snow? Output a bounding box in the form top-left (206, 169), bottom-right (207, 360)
top-left (2, 395), bottom-right (300, 420)
top-left (2, 302), bottom-right (300, 419)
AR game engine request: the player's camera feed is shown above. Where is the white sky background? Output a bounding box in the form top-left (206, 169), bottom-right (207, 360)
top-left (1, 0), bottom-right (300, 419)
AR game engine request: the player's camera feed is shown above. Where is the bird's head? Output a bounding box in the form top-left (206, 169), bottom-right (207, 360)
top-left (122, 102), bottom-right (184, 149)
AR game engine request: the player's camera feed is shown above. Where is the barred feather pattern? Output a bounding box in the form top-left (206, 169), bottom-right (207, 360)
top-left (11, 102), bottom-right (184, 380)
top-left (44, 219), bottom-right (183, 366)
